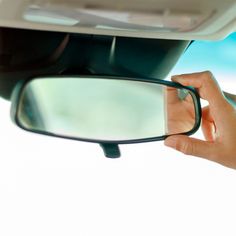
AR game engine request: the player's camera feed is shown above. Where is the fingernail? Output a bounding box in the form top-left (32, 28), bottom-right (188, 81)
top-left (164, 137), bottom-right (178, 148)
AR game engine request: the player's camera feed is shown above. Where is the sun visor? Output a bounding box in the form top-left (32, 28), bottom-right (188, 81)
top-left (107, 37), bottom-right (189, 79)
top-left (0, 28), bottom-right (67, 70)
top-left (0, 28), bottom-right (189, 100)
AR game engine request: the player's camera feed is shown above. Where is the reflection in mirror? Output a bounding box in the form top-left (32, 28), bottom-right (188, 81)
top-left (165, 86), bottom-right (196, 134)
top-left (16, 77), bottom-right (197, 142)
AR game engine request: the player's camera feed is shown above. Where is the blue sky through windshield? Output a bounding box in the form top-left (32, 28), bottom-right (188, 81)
top-left (171, 32), bottom-right (236, 93)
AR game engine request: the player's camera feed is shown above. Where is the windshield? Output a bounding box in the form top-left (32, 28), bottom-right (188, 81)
top-left (0, 33), bottom-right (236, 236)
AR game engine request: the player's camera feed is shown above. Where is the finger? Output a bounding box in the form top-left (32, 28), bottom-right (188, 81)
top-left (165, 86), bottom-right (179, 103)
top-left (171, 71), bottom-right (232, 127)
top-left (202, 106), bottom-right (214, 122)
top-left (201, 106), bottom-right (216, 141)
top-left (164, 135), bottom-right (215, 160)
top-left (171, 71), bottom-right (227, 108)
top-left (201, 119), bottom-right (215, 141)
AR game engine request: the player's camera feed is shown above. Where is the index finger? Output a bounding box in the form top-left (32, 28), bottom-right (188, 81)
top-left (171, 71), bottom-right (227, 108)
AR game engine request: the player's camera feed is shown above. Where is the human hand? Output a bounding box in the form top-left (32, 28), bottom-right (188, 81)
top-left (164, 71), bottom-right (236, 169)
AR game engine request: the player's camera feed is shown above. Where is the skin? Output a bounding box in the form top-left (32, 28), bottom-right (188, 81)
top-left (165, 86), bottom-right (196, 134)
top-left (164, 71), bottom-right (236, 169)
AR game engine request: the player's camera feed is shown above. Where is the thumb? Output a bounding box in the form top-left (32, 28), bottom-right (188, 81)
top-left (164, 135), bottom-right (214, 159)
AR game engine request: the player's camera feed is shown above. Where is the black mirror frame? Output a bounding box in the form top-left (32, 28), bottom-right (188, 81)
top-left (10, 75), bottom-right (202, 158)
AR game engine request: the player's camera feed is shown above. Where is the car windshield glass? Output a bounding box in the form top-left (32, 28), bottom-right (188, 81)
top-left (0, 33), bottom-right (236, 236)
top-left (171, 33), bottom-right (236, 93)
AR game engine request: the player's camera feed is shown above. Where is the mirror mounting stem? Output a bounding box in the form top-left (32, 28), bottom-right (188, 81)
top-left (100, 143), bottom-right (121, 158)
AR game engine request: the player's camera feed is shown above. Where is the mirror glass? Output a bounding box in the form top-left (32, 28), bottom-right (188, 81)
top-left (15, 77), bottom-right (198, 142)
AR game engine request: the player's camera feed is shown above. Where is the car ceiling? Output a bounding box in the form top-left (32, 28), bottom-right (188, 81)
top-left (0, 0), bottom-right (235, 40)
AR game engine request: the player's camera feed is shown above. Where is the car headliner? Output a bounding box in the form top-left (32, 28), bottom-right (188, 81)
top-left (0, 0), bottom-right (235, 40)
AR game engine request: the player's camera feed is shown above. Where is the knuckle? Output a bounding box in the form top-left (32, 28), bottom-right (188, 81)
top-left (204, 70), bottom-right (213, 77)
top-left (202, 71), bottom-right (214, 83)
top-left (200, 71), bottom-right (221, 93)
top-left (176, 139), bottom-right (193, 155)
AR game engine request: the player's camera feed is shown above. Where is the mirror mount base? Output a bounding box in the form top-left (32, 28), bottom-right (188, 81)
top-left (100, 143), bottom-right (121, 158)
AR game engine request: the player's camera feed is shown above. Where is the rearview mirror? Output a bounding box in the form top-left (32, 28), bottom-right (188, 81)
top-left (11, 76), bottom-right (201, 158)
